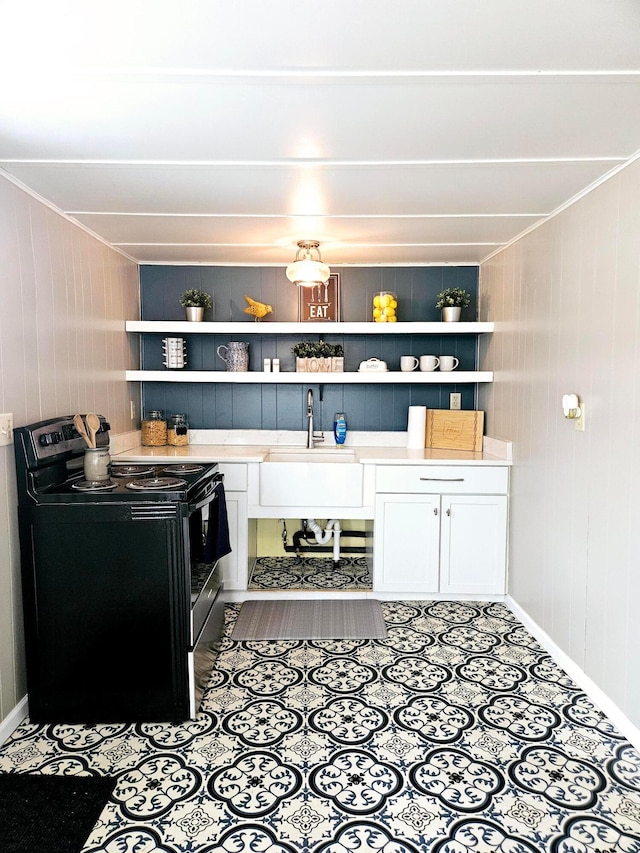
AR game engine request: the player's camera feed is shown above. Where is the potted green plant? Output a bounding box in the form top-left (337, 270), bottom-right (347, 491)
top-left (179, 288), bottom-right (213, 321)
top-left (435, 287), bottom-right (471, 322)
top-left (292, 340), bottom-right (344, 372)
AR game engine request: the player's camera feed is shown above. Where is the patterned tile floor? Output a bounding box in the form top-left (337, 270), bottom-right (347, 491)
top-left (249, 555), bottom-right (372, 591)
top-left (2, 601), bottom-right (640, 852)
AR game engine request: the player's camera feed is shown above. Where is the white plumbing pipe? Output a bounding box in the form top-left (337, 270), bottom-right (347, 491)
top-left (307, 519), bottom-right (342, 562)
top-left (306, 518), bottom-right (332, 544)
top-left (330, 520), bottom-right (342, 562)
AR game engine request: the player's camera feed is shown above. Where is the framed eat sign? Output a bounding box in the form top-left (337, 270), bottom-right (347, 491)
top-left (297, 274), bottom-right (341, 322)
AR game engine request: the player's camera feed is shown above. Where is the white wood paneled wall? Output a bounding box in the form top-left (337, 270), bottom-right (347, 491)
top-left (478, 157), bottom-right (640, 727)
top-left (0, 174), bottom-right (139, 728)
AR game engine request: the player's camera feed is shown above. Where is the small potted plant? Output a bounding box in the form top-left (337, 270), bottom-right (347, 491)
top-left (292, 340), bottom-right (344, 373)
top-left (435, 287), bottom-right (471, 322)
top-left (179, 288), bottom-right (213, 321)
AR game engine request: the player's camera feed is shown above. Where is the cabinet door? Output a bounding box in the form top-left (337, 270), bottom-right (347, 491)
top-left (439, 495), bottom-right (507, 595)
top-left (218, 490), bottom-right (248, 590)
top-left (374, 494), bottom-right (440, 592)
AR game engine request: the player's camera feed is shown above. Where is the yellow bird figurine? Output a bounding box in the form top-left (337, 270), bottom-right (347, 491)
top-left (244, 295), bottom-right (273, 321)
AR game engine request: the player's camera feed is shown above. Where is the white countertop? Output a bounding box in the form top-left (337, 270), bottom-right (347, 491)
top-left (113, 444), bottom-right (510, 466)
top-left (111, 428), bottom-right (511, 466)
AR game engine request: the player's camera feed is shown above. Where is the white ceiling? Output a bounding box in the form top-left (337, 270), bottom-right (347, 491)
top-left (1, 0), bottom-right (639, 267)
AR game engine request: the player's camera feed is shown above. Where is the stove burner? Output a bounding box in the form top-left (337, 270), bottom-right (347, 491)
top-left (125, 477), bottom-right (188, 491)
top-left (72, 480), bottom-right (118, 492)
top-left (111, 465), bottom-right (154, 477)
top-left (161, 464), bottom-right (204, 474)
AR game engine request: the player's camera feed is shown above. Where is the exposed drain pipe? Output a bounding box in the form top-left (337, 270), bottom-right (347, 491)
top-left (279, 519), bottom-right (370, 559)
top-left (307, 518), bottom-right (342, 564)
top-left (287, 529), bottom-right (367, 556)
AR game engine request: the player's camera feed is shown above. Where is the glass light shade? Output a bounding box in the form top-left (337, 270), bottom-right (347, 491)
top-left (286, 258), bottom-right (331, 287)
top-left (286, 240), bottom-right (331, 287)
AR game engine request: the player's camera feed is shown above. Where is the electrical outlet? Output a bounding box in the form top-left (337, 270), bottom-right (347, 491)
top-left (450, 393), bottom-right (462, 411)
top-left (0, 413), bottom-right (14, 446)
top-left (130, 400), bottom-right (136, 421)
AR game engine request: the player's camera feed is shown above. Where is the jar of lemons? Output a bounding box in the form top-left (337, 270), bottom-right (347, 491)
top-left (372, 291), bottom-right (398, 322)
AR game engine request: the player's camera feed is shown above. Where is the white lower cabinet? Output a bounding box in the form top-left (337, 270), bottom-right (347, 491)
top-left (439, 494), bottom-right (508, 595)
top-left (374, 493), bottom-right (441, 593)
top-left (217, 490), bottom-right (248, 590)
top-left (373, 465), bottom-right (508, 596)
top-left (218, 464), bottom-right (253, 591)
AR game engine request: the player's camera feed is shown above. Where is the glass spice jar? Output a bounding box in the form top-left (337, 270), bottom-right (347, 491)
top-left (372, 291), bottom-right (398, 323)
top-left (167, 413), bottom-right (189, 446)
top-left (141, 410), bottom-right (167, 446)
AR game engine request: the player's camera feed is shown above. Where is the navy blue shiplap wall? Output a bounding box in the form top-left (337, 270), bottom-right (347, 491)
top-left (140, 266), bottom-right (479, 432)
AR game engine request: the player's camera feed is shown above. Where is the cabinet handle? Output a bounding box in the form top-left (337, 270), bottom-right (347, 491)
top-left (420, 477), bottom-right (465, 482)
top-left (446, 508), bottom-right (451, 516)
top-left (433, 508), bottom-right (438, 516)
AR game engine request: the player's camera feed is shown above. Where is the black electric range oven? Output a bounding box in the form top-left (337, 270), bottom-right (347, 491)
top-left (14, 415), bottom-right (227, 724)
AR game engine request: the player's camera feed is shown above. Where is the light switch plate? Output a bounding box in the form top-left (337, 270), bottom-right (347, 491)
top-left (0, 413), bottom-right (14, 446)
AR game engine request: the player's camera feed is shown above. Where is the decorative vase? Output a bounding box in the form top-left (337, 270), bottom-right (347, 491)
top-left (185, 307), bottom-right (205, 321)
top-left (217, 341), bottom-right (250, 371)
top-left (442, 306), bottom-right (462, 322)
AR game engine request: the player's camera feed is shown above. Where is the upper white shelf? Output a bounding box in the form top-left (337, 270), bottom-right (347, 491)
top-left (126, 370), bottom-right (493, 384)
top-left (126, 321), bottom-right (493, 335)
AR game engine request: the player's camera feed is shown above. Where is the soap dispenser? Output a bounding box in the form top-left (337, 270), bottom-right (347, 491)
top-left (334, 413), bottom-right (347, 446)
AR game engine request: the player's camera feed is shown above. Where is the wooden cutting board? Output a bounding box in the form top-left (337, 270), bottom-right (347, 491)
top-left (425, 409), bottom-right (484, 452)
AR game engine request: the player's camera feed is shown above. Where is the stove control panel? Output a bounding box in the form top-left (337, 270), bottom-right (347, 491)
top-left (38, 431), bottom-right (63, 447)
top-left (22, 416), bottom-right (110, 463)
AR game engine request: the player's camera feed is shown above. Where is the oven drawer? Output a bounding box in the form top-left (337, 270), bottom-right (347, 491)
top-left (190, 580), bottom-right (225, 715)
top-left (191, 564), bottom-right (223, 644)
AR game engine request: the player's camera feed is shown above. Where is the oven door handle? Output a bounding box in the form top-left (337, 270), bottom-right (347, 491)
top-left (189, 473), bottom-right (224, 512)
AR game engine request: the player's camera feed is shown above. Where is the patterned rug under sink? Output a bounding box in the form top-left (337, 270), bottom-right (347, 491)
top-left (249, 555), bottom-right (372, 591)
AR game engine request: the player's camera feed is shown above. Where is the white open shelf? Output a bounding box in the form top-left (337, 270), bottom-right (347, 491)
top-left (125, 370), bottom-right (493, 384)
top-left (126, 321), bottom-right (494, 335)
top-left (126, 320), bottom-right (494, 383)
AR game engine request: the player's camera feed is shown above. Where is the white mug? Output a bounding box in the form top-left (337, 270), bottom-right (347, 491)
top-left (439, 355), bottom-right (459, 372)
top-left (162, 337), bottom-right (185, 350)
top-left (420, 355), bottom-right (440, 372)
top-left (400, 355), bottom-right (419, 372)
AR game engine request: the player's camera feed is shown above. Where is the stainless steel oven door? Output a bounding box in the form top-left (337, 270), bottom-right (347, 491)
top-left (190, 569), bottom-right (225, 714)
top-left (186, 477), bottom-right (227, 717)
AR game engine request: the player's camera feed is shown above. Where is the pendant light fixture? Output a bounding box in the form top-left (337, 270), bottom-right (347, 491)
top-left (286, 240), bottom-right (330, 287)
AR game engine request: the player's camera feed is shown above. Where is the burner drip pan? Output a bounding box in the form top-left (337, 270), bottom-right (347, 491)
top-left (111, 465), bottom-right (154, 477)
top-left (126, 477), bottom-right (187, 491)
top-left (72, 480), bottom-right (118, 492)
top-left (161, 464), bottom-right (204, 474)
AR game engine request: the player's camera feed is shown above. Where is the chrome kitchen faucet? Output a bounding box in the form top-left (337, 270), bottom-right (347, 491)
top-left (306, 389), bottom-right (325, 449)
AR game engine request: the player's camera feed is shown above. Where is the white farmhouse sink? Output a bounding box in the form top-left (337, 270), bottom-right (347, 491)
top-left (260, 448), bottom-right (362, 506)
top-left (265, 448), bottom-right (356, 464)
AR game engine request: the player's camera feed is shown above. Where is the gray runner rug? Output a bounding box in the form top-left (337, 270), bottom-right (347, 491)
top-left (231, 599), bottom-right (387, 640)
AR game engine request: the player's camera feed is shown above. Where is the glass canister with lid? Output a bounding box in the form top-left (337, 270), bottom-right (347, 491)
top-left (372, 291), bottom-right (398, 322)
top-left (141, 410), bottom-right (168, 446)
top-left (167, 413), bottom-right (189, 446)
